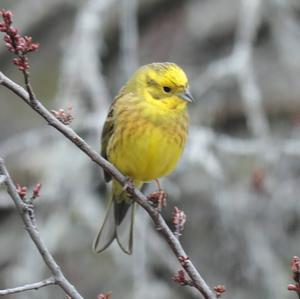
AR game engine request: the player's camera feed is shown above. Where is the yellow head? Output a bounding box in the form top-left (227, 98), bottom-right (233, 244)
top-left (127, 62), bottom-right (193, 110)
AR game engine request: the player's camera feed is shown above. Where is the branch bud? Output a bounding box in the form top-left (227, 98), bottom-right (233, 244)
top-left (172, 206), bottom-right (186, 237)
top-left (214, 285), bottom-right (226, 298)
top-left (16, 183), bottom-right (27, 200)
top-left (32, 183), bottom-right (42, 199)
top-left (97, 291), bottom-right (112, 299)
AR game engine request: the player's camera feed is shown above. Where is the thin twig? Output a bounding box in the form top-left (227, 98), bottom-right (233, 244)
top-left (0, 277), bottom-right (55, 295)
top-left (0, 158), bottom-right (85, 299)
top-left (0, 71), bottom-right (216, 299)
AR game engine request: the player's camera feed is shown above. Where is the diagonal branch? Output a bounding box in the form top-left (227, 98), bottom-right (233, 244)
top-left (0, 70), bottom-right (216, 299)
top-left (0, 277), bottom-right (55, 295)
top-left (0, 158), bottom-right (85, 299)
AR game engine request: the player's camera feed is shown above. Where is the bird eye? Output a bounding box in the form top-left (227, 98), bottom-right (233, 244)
top-left (163, 86), bottom-right (171, 93)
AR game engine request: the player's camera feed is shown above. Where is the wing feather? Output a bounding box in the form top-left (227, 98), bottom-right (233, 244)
top-left (101, 87), bottom-right (129, 182)
top-left (101, 106), bottom-right (115, 182)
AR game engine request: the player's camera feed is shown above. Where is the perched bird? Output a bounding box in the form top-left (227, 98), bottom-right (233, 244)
top-left (93, 62), bottom-right (193, 254)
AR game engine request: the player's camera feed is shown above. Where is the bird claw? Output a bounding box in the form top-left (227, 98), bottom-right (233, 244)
top-left (147, 189), bottom-right (167, 211)
top-left (122, 177), bottom-right (135, 192)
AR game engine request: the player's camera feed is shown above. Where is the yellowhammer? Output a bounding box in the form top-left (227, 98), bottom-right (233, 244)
top-left (93, 62), bottom-right (193, 254)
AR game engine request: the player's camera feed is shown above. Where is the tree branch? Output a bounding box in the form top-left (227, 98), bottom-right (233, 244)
top-left (195, 0), bottom-right (270, 139)
top-left (0, 71), bottom-right (216, 299)
top-left (0, 277), bottom-right (55, 296)
top-left (0, 158), bottom-right (85, 299)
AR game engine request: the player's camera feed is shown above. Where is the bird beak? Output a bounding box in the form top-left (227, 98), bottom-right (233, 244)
top-left (178, 88), bottom-right (194, 103)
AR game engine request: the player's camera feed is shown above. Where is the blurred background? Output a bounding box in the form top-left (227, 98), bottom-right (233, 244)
top-left (0, 0), bottom-right (300, 298)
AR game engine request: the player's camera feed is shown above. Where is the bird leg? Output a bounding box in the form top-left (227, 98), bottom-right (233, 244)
top-left (147, 179), bottom-right (167, 210)
top-left (122, 177), bottom-right (135, 192)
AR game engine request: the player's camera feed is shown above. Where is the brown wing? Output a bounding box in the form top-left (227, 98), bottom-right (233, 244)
top-left (101, 84), bottom-right (136, 182)
top-left (101, 86), bottom-right (129, 182)
top-left (101, 104), bottom-right (115, 182)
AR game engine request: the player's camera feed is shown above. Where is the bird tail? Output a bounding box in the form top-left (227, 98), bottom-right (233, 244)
top-left (93, 180), bottom-right (141, 255)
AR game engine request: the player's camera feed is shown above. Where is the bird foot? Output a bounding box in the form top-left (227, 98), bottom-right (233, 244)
top-left (122, 177), bottom-right (135, 192)
top-left (147, 189), bottom-right (167, 211)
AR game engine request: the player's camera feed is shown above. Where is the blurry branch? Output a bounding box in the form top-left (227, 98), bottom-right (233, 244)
top-left (185, 128), bottom-right (225, 180)
top-left (0, 128), bottom-right (51, 158)
top-left (0, 0), bottom-right (75, 59)
top-left (183, 126), bottom-right (300, 181)
top-left (235, 0), bottom-right (269, 138)
top-left (268, 0), bottom-right (300, 68)
top-left (55, 0), bottom-right (113, 115)
top-left (0, 277), bottom-right (55, 295)
top-left (0, 71), bottom-right (216, 299)
top-left (0, 113), bottom-right (103, 160)
top-left (0, 159), bottom-right (85, 299)
top-left (196, 0), bottom-right (270, 138)
top-left (119, 0), bottom-right (139, 79)
top-left (214, 131), bottom-right (300, 158)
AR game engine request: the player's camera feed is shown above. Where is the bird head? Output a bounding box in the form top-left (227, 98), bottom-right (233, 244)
top-left (129, 62), bottom-right (193, 110)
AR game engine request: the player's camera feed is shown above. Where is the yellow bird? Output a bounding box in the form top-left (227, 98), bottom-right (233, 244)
top-left (93, 62), bottom-right (193, 254)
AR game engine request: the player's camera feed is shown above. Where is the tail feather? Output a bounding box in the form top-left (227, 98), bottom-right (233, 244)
top-left (114, 200), bottom-right (131, 225)
top-left (93, 180), bottom-right (142, 255)
top-left (92, 197), bottom-right (116, 253)
top-left (115, 202), bottom-right (135, 254)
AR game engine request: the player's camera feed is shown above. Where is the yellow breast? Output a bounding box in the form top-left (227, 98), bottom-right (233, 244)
top-left (107, 100), bottom-right (188, 182)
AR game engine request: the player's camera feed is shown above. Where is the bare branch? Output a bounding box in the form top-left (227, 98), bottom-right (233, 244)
top-left (0, 277), bottom-right (55, 296)
top-left (0, 70), bottom-right (216, 299)
top-left (195, 0), bottom-right (270, 138)
top-left (0, 158), bottom-right (85, 299)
